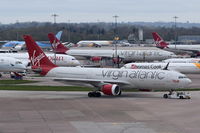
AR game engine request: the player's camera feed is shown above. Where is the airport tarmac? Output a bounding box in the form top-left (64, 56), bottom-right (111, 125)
top-left (0, 73), bottom-right (199, 133)
top-left (0, 91), bottom-right (199, 133)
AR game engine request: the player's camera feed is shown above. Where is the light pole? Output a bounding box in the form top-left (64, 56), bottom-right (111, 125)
top-left (97, 19), bottom-right (100, 40)
top-left (52, 14), bottom-right (58, 24)
top-left (113, 15), bottom-right (119, 38)
top-left (51, 14), bottom-right (58, 64)
top-left (173, 16), bottom-right (178, 47)
top-left (113, 15), bottom-right (119, 68)
top-left (68, 20), bottom-right (71, 42)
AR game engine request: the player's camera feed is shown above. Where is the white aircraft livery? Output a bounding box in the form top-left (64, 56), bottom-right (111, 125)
top-left (77, 40), bottom-right (113, 47)
top-left (0, 57), bottom-right (26, 72)
top-left (0, 52), bottom-right (80, 67)
top-left (122, 62), bottom-right (200, 74)
top-left (48, 33), bottom-right (177, 62)
top-left (163, 58), bottom-right (200, 63)
top-left (23, 35), bottom-right (191, 98)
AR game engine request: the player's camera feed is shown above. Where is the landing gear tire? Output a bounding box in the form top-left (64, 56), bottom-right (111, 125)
top-left (118, 90), bottom-right (122, 96)
top-left (88, 91), bottom-right (101, 97)
top-left (95, 92), bottom-right (101, 97)
top-left (88, 92), bottom-right (94, 97)
top-left (163, 94), bottom-right (168, 99)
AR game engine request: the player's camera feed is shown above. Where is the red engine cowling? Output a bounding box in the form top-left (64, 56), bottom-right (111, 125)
top-left (90, 56), bottom-right (102, 62)
top-left (112, 57), bottom-right (121, 64)
top-left (101, 84), bottom-right (121, 96)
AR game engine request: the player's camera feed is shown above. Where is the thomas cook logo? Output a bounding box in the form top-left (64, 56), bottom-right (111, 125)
top-left (30, 50), bottom-right (45, 66)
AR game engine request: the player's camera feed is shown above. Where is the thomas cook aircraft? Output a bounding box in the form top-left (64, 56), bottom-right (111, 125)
top-left (122, 62), bottom-right (200, 74)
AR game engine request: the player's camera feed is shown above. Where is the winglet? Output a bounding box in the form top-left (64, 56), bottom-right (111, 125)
top-left (23, 35), bottom-right (57, 75)
top-left (48, 33), bottom-right (69, 54)
top-left (152, 32), bottom-right (169, 49)
top-left (163, 62), bottom-right (170, 70)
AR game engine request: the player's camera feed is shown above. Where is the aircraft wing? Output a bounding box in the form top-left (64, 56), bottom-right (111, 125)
top-left (52, 77), bottom-right (130, 87)
top-left (163, 48), bottom-right (195, 55)
top-left (174, 48), bottom-right (200, 56)
top-left (178, 49), bottom-right (199, 53)
top-left (71, 54), bottom-right (125, 61)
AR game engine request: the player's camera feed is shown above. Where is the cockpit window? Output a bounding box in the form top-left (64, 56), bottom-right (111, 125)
top-left (72, 58), bottom-right (75, 60)
top-left (178, 76), bottom-right (187, 79)
top-left (15, 61), bottom-right (22, 64)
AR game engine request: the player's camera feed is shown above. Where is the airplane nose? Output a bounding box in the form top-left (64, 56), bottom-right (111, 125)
top-left (73, 60), bottom-right (80, 66)
top-left (21, 64), bottom-right (26, 69)
top-left (187, 78), bottom-right (192, 85)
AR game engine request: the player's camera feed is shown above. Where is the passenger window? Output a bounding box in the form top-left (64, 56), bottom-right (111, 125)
top-left (178, 76), bottom-right (187, 79)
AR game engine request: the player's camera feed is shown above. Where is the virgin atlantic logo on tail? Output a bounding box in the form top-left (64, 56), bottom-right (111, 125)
top-left (155, 38), bottom-right (164, 46)
top-left (30, 50), bottom-right (45, 66)
top-left (52, 39), bottom-right (60, 49)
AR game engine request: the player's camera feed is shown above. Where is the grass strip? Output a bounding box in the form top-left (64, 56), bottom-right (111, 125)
top-left (0, 80), bottom-right (38, 84)
top-left (0, 85), bottom-right (92, 91)
top-left (0, 85), bottom-right (198, 92)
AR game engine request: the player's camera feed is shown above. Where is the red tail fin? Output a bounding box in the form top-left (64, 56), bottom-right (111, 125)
top-left (152, 32), bottom-right (169, 49)
top-left (48, 33), bottom-right (69, 54)
top-left (23, 35), bottom-right (57, 75)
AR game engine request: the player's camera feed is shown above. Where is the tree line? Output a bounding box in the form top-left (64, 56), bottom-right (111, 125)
top-left (0, 22), bottom-right (200, 43)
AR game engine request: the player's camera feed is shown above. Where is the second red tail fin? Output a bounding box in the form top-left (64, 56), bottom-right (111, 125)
top-left (48, 33), bottom-right (69, 54)
top-left (23, 35), bottom-right (57, 75)
top-left (152, 32), bottom-right (169, 49)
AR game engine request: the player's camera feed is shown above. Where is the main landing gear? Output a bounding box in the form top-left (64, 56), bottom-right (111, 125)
top-left (163, 90), bottom-right (191, 99)
top-left (88, 91), bottom-right (101, 97)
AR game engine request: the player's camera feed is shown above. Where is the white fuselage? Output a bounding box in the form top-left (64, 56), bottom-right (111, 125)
top-left (122, 62), bottom-right (200, 74)
top-left (0, 57), bottom-right (26, 72)
top-left (46, 67), bottom-right (191, 90)
top-left (77, 40), bottom-right (113, 47)
top-left (0, 53), bottom-right (80, 67)
top-left (66, 49), bottom-right (176, 62)
top-left (163, 58), bottom-right (200, 63)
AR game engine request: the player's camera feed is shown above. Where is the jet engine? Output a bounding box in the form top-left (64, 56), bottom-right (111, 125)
top-left (101, 84), bottom-right (121, 96)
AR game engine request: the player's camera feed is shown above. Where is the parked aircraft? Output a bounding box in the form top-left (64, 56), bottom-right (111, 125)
top-left (0, 57), bottom-right (26, 72)
top-left (152, 32), bottom-right (200, 57)
top-left (122, 62), bottom-right (200, 74)
top-left (48, 33), bottom-right (177, 63)
top-left (77, 40), bottom-right (113, 47)
top-left (0, 52), bottom-right (80, 67)
top-left (163, 58), bottom-right (200, 63)
top-left (24, 35), bottom-right (191, 98)
top-left (2, 41), bottom-right (51, 51)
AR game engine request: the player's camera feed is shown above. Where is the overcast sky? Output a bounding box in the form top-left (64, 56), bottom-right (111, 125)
top-left (0, 0), bottom-right (199, 24)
